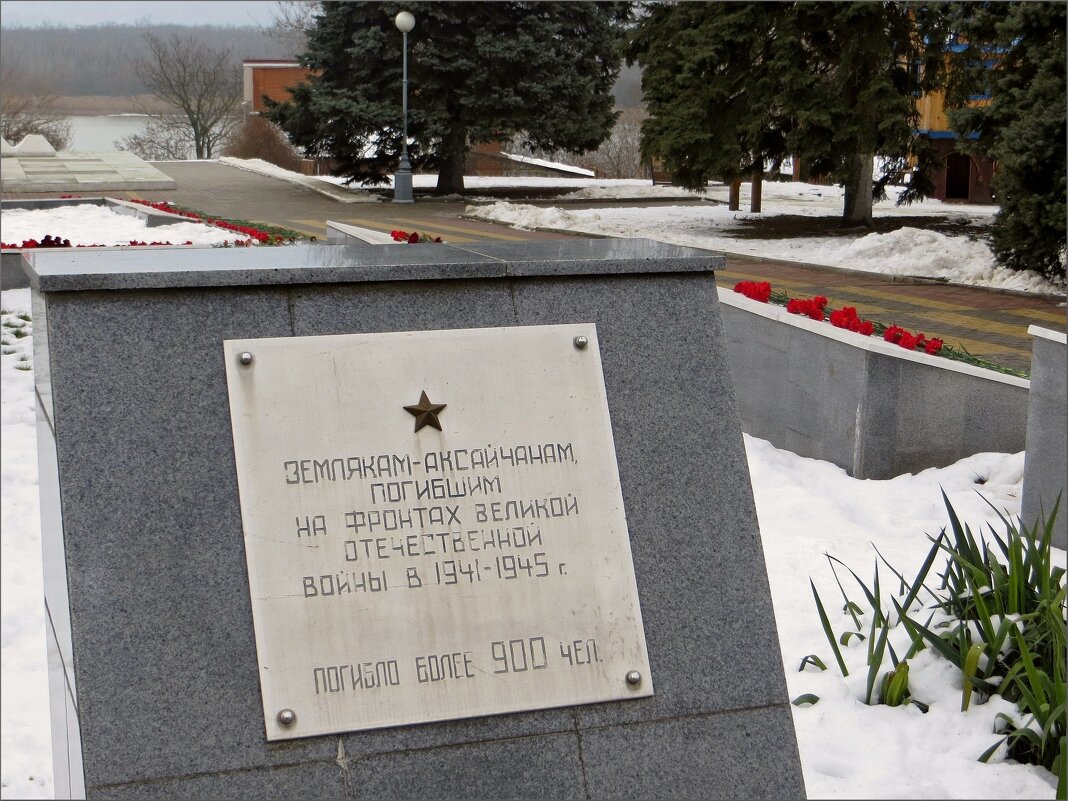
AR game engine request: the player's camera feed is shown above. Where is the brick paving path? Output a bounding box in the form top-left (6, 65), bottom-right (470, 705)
top-left (7, 160), bottom-right (1064, 373)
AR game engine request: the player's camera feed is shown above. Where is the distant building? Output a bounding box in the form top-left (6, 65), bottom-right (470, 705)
top-left (915, 87), bottom-right (995, 204)
top-left (242, 60), bottom-right (315, 114)
top-left (911, 39), bottom-right (998, 204)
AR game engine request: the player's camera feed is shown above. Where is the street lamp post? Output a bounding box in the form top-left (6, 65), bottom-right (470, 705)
top-left (394, 11), bottom-right (415, 204)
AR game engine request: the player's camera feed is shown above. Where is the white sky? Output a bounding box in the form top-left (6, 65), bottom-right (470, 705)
top-left (0, 0), bottom-right (279, 27)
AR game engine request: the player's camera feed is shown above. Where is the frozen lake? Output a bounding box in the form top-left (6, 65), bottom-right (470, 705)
top-left (66, 115), bottom-right (150, 153)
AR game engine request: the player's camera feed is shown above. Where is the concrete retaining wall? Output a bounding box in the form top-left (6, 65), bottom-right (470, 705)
top-left (1, 198), bottom-right (205, 290)
top-left (719, 291), bottom-right (1031, 480)
top-left (1022, 326), bottom-right (1067, 548)
top-left (325, 220), bottom-right (397, 245)
top-left (28, 240), bottom-right (804, 800)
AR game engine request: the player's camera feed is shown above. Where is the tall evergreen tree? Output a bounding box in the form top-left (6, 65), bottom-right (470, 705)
top-left (946, 2), bottom-right (1066, 281)
top-left (628, 2), bottom-right (951, 225)
top-left (625, 3), bottom-right (795, 191)
top-left (267, 1), bottom-right (627, 194)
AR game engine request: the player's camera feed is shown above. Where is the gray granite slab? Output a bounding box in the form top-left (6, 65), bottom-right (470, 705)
top-left (0, 151), bottom-right (176, 193)
top-left (35, 240), bottom-right (802, 798)
top-left (1022, 331), bottom-right (1068, 548)
top-left (581, 707), bottom-right (807, 799)
top-left (44, 288), bottom-right (339, 787)
top-left (25, 238), bottom-right (722, 292)
top-left (90, 760), bottom-right (346, 800)
top-left (290, 280), bottom-right (516, 338)
top-left (509, 275), bottom-right (791, 727)
top-left (346, 731), bottom-right (586, 800)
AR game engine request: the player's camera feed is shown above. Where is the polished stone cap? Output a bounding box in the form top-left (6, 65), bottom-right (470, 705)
top-left (25, 238), bottom-right (723, 292)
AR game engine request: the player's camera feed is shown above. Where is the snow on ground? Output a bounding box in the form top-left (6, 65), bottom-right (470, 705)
top-left (500, 151), bottom-right (595, 177)
top-left (753, 435), bottom-right (1062, 799)
top-left (0, 290), bottom-right (51, 801)
top-left (0, 283), bottom-right (1062, 799)
top-left (221, 155), bottom-right (704, 199)
top-left (466, 189), bottom-right (1064, 296)
top-left (0, 204), bottom-right (248, 248)
top-left (211, 158), bottom-right (1066, 295)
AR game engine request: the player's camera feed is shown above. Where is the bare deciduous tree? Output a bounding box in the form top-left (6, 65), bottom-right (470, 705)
top-left (115, 116), bottom-right (195, 161)
top-left (583, 107), bottom-right (648, 179)
top-left (264, 1), bottom-right (321, 55)
top-left (129, 33), bottom-right (243, 159)
top-left (0, 61), bottom-right (72, 150)
top-left (510, 107), bottom-right (649, 179)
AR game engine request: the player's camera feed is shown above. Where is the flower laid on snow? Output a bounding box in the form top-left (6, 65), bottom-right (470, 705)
top-left (2, 234), bottom-right (72, 249)
top-left (129, 199), bottom-right (301, 245)
top-left (4, 236), bottom-right (200, 250)
top-left (391, 229), bottom-right (443, 244)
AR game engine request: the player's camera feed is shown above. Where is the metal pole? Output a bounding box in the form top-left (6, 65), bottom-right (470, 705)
top-left (394, 28), bottom-right (414, 203)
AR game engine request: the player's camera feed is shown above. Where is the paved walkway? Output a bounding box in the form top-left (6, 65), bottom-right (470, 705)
top-left (7, 160), bottom-right (1064, 373)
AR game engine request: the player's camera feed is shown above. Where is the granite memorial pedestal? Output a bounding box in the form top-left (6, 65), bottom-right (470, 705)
top-left (28, 239), bottom-right (806, 799)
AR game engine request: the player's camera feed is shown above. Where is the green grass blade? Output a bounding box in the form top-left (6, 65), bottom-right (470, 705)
top-left (799, 654), bottom-right (828, 672)
top-left (978, 737), bottom-right (1006, 763)
top-left (962, 643), bottom-right (984, 711)
top-left (1013, 628), bottom-right (1049, 709)
top-left (811, 579), bottom-right (849, 676)
top-left (865, 617), bottom-right (890, 705)
top-left (894, 598), bottom-right (965, 669)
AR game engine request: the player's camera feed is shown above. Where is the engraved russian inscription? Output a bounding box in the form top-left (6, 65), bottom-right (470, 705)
top-left (224, 324), bottom-right (652, 741)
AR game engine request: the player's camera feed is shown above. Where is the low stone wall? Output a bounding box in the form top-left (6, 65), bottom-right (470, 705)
top-left (325, 220), bottom-right (397, 245)
top-left (102, 198), bottom-right (193, 227)
top-left (1, 250), bottom-right (30, 290)
top-left (1022, 326), bottom-right (1067, 548)
top-left (719, 291), bottom-right (1030, 480)
top-left (1, 198), bottom-right (198, 290)
top-left (2, 198), bottom-right (110, 291)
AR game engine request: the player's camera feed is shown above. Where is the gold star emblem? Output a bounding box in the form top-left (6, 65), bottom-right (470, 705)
top-left (404, 390), bottom-right (447, 432)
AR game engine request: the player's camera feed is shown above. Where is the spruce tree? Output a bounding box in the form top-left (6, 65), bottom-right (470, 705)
top-left (946, 2), bottom-right (1066, 281)
top-left (267, 1), bottom-right (626, 195)
top-left (628, 2), bottom-right (951, 225)
top-left (625, 3), bottom-right (795, 192)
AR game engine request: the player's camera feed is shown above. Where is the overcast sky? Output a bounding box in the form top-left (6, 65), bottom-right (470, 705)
top-left (0, 0), bottom-right (280, 27)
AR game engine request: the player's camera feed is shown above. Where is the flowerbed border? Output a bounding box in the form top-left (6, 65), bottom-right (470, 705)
top-left (0, 197), bottom-right (308, 251)
top-left (730, 280), bottom-right (1029, 380)
top-left (719, 289), bottom-right (1029, 388)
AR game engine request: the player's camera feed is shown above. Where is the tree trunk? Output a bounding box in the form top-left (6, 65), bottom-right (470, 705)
top-left (728, 180), bottom-right (741, 211)
top-left (750, 170), bottom-right (762, 214)
top-left (435, 126), bottom-right (467, 195)
top-left (764, 155), bottom-right (784, 182)
top-left (843, 151), bottom-right (875, 226)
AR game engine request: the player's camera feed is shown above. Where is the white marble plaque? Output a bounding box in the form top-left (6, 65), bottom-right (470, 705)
top-left (223, 324), bottom-right (652, 740)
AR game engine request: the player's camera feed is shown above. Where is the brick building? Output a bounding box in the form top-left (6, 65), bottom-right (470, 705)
top-left (242, 60), bottom-right (315, 114)
top-left (915, 87), bottom-right (996, 203)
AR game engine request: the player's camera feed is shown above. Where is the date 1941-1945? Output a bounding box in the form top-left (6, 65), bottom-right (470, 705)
top-left (312, 637), bottom-right (602, 696)
top-left (302, 553), bottom-right (564, 598)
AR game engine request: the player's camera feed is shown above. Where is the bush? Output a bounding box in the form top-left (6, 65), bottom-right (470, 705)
top-left (803, 494), bottom-right (1065, 792)
top-left (223, 115), bottom-right (304, 173)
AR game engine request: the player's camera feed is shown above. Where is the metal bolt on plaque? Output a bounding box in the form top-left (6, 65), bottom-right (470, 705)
top-left (574, 335), bottom-right (589, 350)
top-left (625, 670), bottom-right (642, 686)
top-left (277, 709), bottom-right (296, 727)
top-left (238, 351), bottom-right (254, 366)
